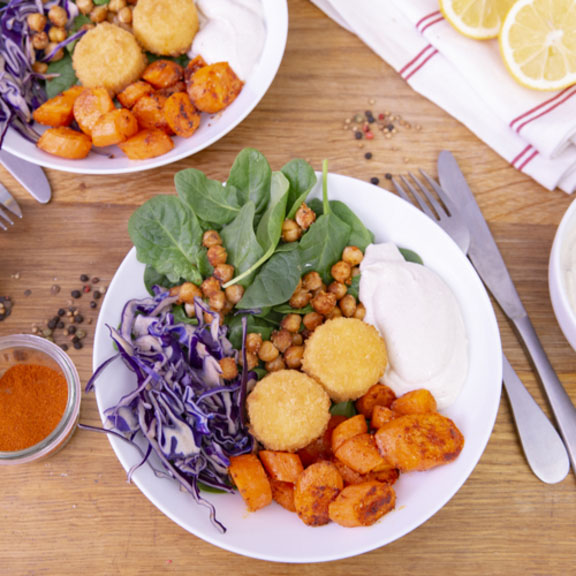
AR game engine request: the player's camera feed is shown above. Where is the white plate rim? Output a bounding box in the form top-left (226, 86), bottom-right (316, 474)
top-left (92, 172), bottom-right (503, 563)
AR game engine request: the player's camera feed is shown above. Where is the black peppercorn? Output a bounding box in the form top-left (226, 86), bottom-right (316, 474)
top-left (71, 290), bottom-right (81, 299)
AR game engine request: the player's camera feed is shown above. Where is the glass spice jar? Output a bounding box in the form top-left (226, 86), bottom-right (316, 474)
top-left (0, 334), bottom-right (81, 465)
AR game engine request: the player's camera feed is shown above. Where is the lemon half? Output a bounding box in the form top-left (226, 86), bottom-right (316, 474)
top-left (499, 0), bottom-right (576, 91)
top-left (440, 0), bottom-right (516, 39)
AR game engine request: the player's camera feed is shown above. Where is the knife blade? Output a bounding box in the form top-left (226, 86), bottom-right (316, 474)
top-left (438, 149), bottom-right (576, 475)
top-left (0, 150), bottom-right (51, 204)
top-left (0, 181), bottom-right (22, 219)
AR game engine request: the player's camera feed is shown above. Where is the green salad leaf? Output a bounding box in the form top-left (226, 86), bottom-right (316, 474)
top-left (45, 53), bottom-right (78, 99)
top-left (281, 158), bottom-right (318, 219)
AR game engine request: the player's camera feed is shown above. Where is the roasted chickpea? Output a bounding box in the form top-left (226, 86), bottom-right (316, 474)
top-left (327, 281), bottom-right (347, 300)
top-left (202, 229), bottom-right (222, 248)
top-left (32, 61), bottom-right (49, 74)
top-left (27, 13), bottom-right (47, 32)
top-left (224, 284), bottom-right (244, 304)
top-left (108, 0), bottom-right (127, 11)
top-left (258, 340), bottom-right (279, 363)
top-left (31, 32), bottom-right (49, 51)
top-left (48, 26), bottom-right (67, 43)
top-left (48, 5), bottom-right (68, 27)
top-left (209, 291), bottom-right (226, 311)
top-left (265, 356), bottom-right (286, 373)
top-left (221, 299), bottom-right (234, 317)
top-left (117, 6), bottom-right (133, 24)
top-left (327, 306), bottom-right (343, 319)
top-left (76, 0), bottom-right (94, 15)
top-left (342, 246), bottom-right (364, 266)
top-left (311, 290), bottom-right (337, 316)
top-left (281, 219), bottom-right (302, 243)
top-left (246, 332), bottom-right (263, 354)
top-left (339, 294), bottom-right (357, 318)
top-left (281, 313), bottom-right (302, 333)
top-left (289, 289), bottom-right (311, 309)
top-left (291, 333), bottom-right (304, 346)
top-left (213, 263), bottom-right (235, 284)
top-left (303, 311), bottom-right (324, 332)
top-left (295, 203), bottom-right (316, 230)
top-left (179, 282), bottom-right (203, 304)
top-left (302, 271), bottom-right (323, 292)
top-left (219, 357), bottom-right (238, 380)
top-left (351, 266), bottom-right (361, 278)
top-left (106, 10), bottom-right (116, 22)
top-left (90, 5), bottom-right (108, 23)
top-left (354, 302), bottom-right (366, 321)
top-left (45, 42), bottom-right (64, 61)
top-left (207, 245), bottom-right (227, 266)
top-left (271, 329), bottom-right (292, 354)
top-left (201, 276), bottom-right (221, 297)
top-left (331, 260), bottom-right (352, 284)
top-left (284, 345), bottom-right (304, 369)
top-left (240, 351), bottom-right (259, 370)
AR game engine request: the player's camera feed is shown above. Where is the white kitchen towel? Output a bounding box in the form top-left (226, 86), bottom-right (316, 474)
top-left (310, 0), bottom-right (576, 193)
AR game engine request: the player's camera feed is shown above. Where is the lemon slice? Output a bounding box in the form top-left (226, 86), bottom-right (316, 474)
top-left (440, 0), bottom-right (515, 39)
top-left (499, 0), bottom-right (576, 91)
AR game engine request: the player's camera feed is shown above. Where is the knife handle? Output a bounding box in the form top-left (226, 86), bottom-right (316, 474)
top-left (513, 314), bottom-right (576, 474)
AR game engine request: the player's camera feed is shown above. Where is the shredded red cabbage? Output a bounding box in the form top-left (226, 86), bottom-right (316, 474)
top-left (86, 289), bottom-right (256, 533)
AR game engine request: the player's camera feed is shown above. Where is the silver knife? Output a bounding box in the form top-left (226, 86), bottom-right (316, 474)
top-left (0, 150), bottom-right (51, 204)
top-left (438, 149), bottom-right (576, 475)
top-left (0, 181), bottom-right (23, 219)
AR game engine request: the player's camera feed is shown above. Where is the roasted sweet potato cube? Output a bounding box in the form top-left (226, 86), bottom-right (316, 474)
top-left (392, 389), bottom-right (438, 415)
top-left (334, 432), bottom-right (387, 475)
top-left (142, 59), bottom-right (184, 89)
top-left (259, 451), bottom-right (304, 483)
top-left (331, 414), bottom-right (368, 453)
top-left (370, 467), bottom-right (400, 486)
top-left (294, 461), bottom-right (343, 526)
top-left (117, 129), bottom-right (174, 160)
top-left (73, 87), bottom-right (115, 137)
top-left (91, 108), bottom-right (139, 147)
top-left (355, 383), bottom-right (397, 418)
top-left (156, 81), bottom-right (187, 98)
top-left (164, 92), bottom-right (201, 138)
top-left (117, 81), bottom-right (154, 109)
top-left (375, 413), bottom-right (464, 472)
top-left (132, 93), bottom-right (172, 134)
top-left (187, 62), bottom-right (243, 114)
top-left (297, 414), bottom-right (346, 467)
top-left (371, 405), bottom-right (395, 429)
top-left (270, 479), bottom-right (296, 512)
top-left (329, 481), bottom-right (396, 527)
top-left (37, 127), bottom-right (92, 159)
top-left (33, 86), bottom-right (85, 127)
top-left (184, 55), bottom-right (207, 83)
top-left (229, 454), bottom-right (272, 512)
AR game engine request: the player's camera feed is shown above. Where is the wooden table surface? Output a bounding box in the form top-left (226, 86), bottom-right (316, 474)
top-left (2, 1), bottom-right (576, 574)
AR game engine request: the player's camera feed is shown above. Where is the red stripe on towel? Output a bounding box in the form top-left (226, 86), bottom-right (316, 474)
top-left (399, 45), bottom-right (435, 77)
top-left (514, 87), bottom-right (576, 134)
top-left (511, 145), bottom-right (532, 168)
top-left (517, 150), bottom-right (538, 171)
top-left (416, 11), bottom-right (444, 34)
top-left (510, 86), bottom-right (576, 131)
top-left (404, 48), bottom-right (438, 81)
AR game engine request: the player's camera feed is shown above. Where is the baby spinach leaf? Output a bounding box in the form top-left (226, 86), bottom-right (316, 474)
top-left (175, 168), bottom-right (240, 226)
top-left (143, 265), bottom-right (179, 295)
top-left (347, 274), bottom-right (360, 299)
top-left (329, 200), bottom-right (374, 251)
top-left (272, 304), bottom-right (314, 315)
top-left (308, 197), bottom-right (323, 216)
top-left (45, 53), bottom-right (78, 99)
top-left (237, 248), bottom-right (302, 309)
top-left (330, 401), bottom-right (357, 418)
top-left (281, 158), bottom-right (317, 219)
top-left (220, 202), bottom-right (264, 286)
top-left (399, 247), bottom-right (424, 265)
top-left (227, 148), bottom-right (271, 216)
top-left (128, 196), bottom-right (203, 285)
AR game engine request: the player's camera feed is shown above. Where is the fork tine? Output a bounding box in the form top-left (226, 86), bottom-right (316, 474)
top-left (408, 171), bottom-right (446, 217)
top-left (390, 176), bottom-right (412, 203)
top-left (418, 169), bottom-right (459, 214)
top-left (397, 175), bottom-right (436, 220)
top-left (0, 205), bottom-right (13, 228)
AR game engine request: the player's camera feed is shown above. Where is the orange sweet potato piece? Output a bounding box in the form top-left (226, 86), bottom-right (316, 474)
top-left (270, 480), bottom-right (296, 512)
top-left (37, 127), bottom-right (92, 159)
top-left (334, 432), bottom-right (387, 475)
top-left (33, 86), bottom-right (85, 127)
top-left (331, 414), bottom-right (368, 453)
top-left (91, 108), bottom-right (139, 147)
top-left (117, 81), bottom-right (154, 109)
top-left (370, 467), bottom-right (400, 486)
top-left (156, 81), bottom-right (187, 98)
top-left (184, 55), bottom-right (207, 83)
top-left (73, 87), bottom-right (115, 137)
top-left (371, 405), bottom-right (395, 429)
top-left (164, 92), bottom-right (201, 138)
top-left (392, 389), bottom-right (438, 416)
top-left (375, 413), bottom-right (464, 472)
top-left (328, 481), bottom-right (396, 527)
top-left (355, 383), bottom-right (397, 418)
top-left (259, 451), bottom-right (304, 483)
top-left (117, 129), bottom-right (174, 160)
top-left (294, 461), bottom-right (343, 526)
top-left (228, 454), bottom-right (272, 512)
top-left (187, 62), bottom-right (243, 114)
top-left (142, 59), bottom-right (184, 89)
top-left (297, 414), bottom-right (346, 467)
top-left (132, 93), bottom-right (172, 134)
top-left (333, 459), bottom-right (399, 487)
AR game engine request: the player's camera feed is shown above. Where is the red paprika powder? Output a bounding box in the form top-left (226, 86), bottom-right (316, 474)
top-left (0, 364), bottom-right (68, 451)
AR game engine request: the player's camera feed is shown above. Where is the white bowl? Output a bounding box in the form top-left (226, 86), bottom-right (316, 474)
top-left (92, 173), bottom-right (502, 563)
top-left (549, 197), bottom-right (576, 350)
top-left (2, 0), bottom-right (288, 175)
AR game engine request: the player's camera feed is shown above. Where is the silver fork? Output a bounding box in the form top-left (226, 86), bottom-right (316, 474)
top-left (0, 205), bottom-right (14, 231)
top-left (391, 171), bottom-right (570, 484)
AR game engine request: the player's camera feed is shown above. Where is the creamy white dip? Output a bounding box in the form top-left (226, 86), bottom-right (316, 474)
top-left (561, 222), bottom-right (576, 315)
top-left (189, 0), bottom-right (266, 81)
top-left (359, 243), bottom-right (468, 409)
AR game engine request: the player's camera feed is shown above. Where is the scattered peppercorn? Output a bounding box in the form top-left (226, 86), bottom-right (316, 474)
top-left (71, 289), bottom-right (81, 299)
top-left (73, 340), bottom-right (83, 350)
top-left (91, 277), bottom-right (100, 284)
top-left (0, 296), bottom-right (13, 321)
top-left (80, 274), bottom-right (89, 282)
top-left (67, 325), bottom-right (76, 335)
top-left (82, 285), bottom-right (91, 293)
top-left (90, 301), bottom-right (97, 309)
top-left (74, 314), bottom-right (84, 324)
top-left (354, 131), bottom-right (363, 140)
top-left (93, 290), bottom-right (101, 300)
top-left (57, 308), bottom-right (66, 316)
top-left (364, 152), bottom-right (373, 160)
top-left (370, 177), bottom-right (380, 185)
top-left (60, 344), bottom-right (69, 351)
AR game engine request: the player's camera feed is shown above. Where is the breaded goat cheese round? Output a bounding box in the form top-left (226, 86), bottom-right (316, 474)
top-left (302, 317), bottom-right (388, 402)
top-left (72, 23), bottom-right (147, 95)
top-left (247, 370), bottom-right (331, 452)
top-left (133, 0), bottom-right (199, 56)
